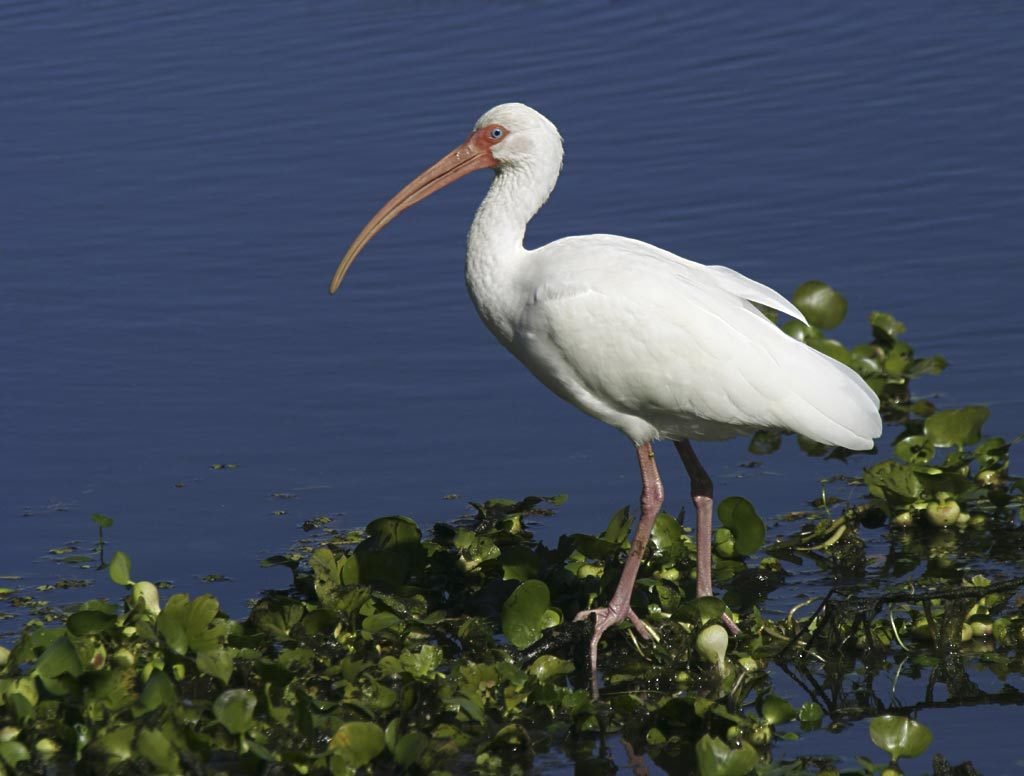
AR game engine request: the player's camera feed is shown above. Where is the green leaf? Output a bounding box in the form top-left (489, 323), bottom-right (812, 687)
top-left (869, 311), bottom-right (906, 340)
top-left (793, 281), bottom-right (847, 329)
top-left (893, 435), bottom-right (935, 465)
top-left (35, 636), bottom-right (83, 679)
top-left (501, 580), bottom-right (551, 649)
top-left (863, 461), bottom-right (923, 502)
top-left (650, 512), bottom-right (682, 551)
top-left (213, 688), bottom-right (257, 734)
top-left (138, 670), bottom-right (177, 713)
top-left (717, 497), bottom-right (765, 556)
top-left (760, 695), bottom-right (797, 725)
top-left (90, 513), bottom-right (114, 529)
top-left (500, 545), bottom-right (540, 581)
top-left (527, 654), bottom-right (574, 682)
top-left (363, 611), bottom-right (401, 635)
top-left (394, 731), bottom-right (430, 767)
top-left (66, 610), bottom-right (117, 637)
top-left (93, 725), bottom-right (136, 763)
top-left (695, 734), bottom-right (758, 776)
top-left (869, 715), bottom-right (933, 761)
top-left (156, 594), bottom-right (190, 655)
top-left (108, 551), bottom-right (132, 586)
top-left (196, 648), bottom-right (234, 683)
top-left (798, 701), bottom-right (824, 723)
top-left (399, 645), bottom-right (443, 679)
top-left (351, 516), bottom-right (426, 586)
top-left (0, 740), bottom-right (31, 769)
top-left (923, 406), bottom-right (990, 448)
top-left (599, 506), bottom-right (632, 545)
top-left (329, 721), bottom-right (386, 768)
top-left (136, 726), bottom-right (179, 773)
top-left (185, 594), bottom-right (225, 654)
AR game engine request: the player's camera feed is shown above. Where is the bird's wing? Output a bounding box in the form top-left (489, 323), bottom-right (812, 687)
top-left (573, 235), bottom-right (809, 324)
top-left (513, 235), bottom-right (880, 449)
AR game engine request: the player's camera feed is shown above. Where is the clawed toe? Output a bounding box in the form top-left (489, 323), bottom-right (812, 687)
top-left (575, 605), bottom-right (656, 695)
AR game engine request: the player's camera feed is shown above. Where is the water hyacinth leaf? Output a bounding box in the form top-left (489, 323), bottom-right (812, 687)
top-left (352, 516), bottom-right (426, 586)
top-left (893, 435), bottom-right (935, 465)
top-left (780, 319), bottom-right (811, 341)
top-left (650, 511), bottom-right (682, 551)
top-left (196, 648), bottom-right (234, 683)
top-left (500, 544), bottom-right (539, 581)
top-left (329, 721), bottom-right (386, 768)
top-left (599, 506), bottom-right (632, 545)
top-left (923, 406), bottom-right (990, 448)
top-left (908, 354), bottom-right (947, 377)
top-left (863, 461), bottom-right (923, 502)
top-left (0, 740), bottom-right (31, 768)
top-left (868, 715), bottom-right (933, 760)
top-left (883, 341), bottom-right (912, 375)
top-left (185, 594), bottom-right (226, 654)
top-left (399, 645), bottom-right (443, 679)
top-left (108, 551), bottom-right (132, 586)
top-left (66, 610), bottom-right (117, 637)
top-left (810, 337), bottom-right (852, 366)
top-left (760, 695), bottom-right (797, 725)
top-left (138, 670), bottom-right (177, 713)
top-left (869, 310), bottom-right (906, 340)
top-left (131, 581), bottom-right (161, 615)
top-left (717, 497), bottom-right (765, 556)
top-left (394, 731), bottom-right (430, 767)
top-left (35, 637), bottom-right (82, 680)
top-left (156, 594), bottom-right (190, 655)
top-left (213, 689), bottom-right (257, 734)
top-left (793, 280), bottom-right (847, 329)
top-left (567, 533), bottom-right (621, 560)
top-left (311, 547), bottom-right (341, 600)
top-left (687, 596), bottom-right (727, 625)
top-left (136, 726), bottom-right (179, 773)
top-left (363, 611), bottom-right (401, 634)
top-left (798, 702), bottom-right (824, 723)
top-left (90, 513), bottom-right (114, 529)
top-left (93, 725), bottom-right (136, 763)
top-left (527, 654), bottom-right (574, 682)
top-left (501, 579), bottom-right (551, 649)
top-left (695, 734), bottom-right (758, 776)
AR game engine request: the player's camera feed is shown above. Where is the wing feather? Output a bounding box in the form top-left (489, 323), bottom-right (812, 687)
top-left (512, 235), bottom-right (881, 449)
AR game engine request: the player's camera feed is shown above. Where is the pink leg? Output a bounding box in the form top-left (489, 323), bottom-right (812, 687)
top-left (574, 442), bottom-right (663, 682)
top-left (674, 440), bottom-right (739, 635)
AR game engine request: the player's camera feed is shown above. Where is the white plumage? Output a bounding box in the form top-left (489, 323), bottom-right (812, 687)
top-left (330, 102), bottom-right (882, 686)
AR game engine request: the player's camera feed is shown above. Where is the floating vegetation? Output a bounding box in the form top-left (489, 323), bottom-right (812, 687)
top-left (0, 283), bottom-right (1020, 774)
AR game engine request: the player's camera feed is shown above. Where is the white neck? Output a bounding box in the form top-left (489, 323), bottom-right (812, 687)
top-left (465, 160), bottom-right (560, 343)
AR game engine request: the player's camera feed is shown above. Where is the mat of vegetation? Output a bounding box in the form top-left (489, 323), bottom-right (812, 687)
top-left (1, 282), bottom-right (1021, 775)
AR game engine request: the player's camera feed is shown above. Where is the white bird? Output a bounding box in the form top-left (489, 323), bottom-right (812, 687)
top-left (329, 103), bottom-right (882, 681)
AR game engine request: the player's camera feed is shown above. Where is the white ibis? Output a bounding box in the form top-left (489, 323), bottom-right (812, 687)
top-left (329, 103), bottom-right (882, 679)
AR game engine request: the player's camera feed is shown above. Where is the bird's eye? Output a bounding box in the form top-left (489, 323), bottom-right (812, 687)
top-left (489, 127), bottom-right (504, 140)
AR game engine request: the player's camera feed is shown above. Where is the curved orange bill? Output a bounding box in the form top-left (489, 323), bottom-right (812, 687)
top-left (329, 131), bottom-right (497, 294)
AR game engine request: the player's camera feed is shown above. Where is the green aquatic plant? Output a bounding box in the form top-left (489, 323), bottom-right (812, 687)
top-left (0, 283), bottom-right (1020, 774)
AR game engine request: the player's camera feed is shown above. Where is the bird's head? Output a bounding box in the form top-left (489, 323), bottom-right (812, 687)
top-left (329, 103), bottom-right (561, 294)
top-left (473, 102), bottom-right (563, 173)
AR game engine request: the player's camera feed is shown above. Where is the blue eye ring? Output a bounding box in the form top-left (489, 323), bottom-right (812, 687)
top-left (489, 127), bottom-right (504, 139)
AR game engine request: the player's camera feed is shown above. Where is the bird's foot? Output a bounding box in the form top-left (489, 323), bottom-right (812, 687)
top-left (574, 604), bottom-right (656, 696)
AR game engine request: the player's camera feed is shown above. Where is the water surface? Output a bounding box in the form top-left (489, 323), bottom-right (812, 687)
top-left (2, 3), bottom-right (1022, 771)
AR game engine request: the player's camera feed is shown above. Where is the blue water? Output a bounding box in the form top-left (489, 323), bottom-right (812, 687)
top-left (2, 2), bottom-right (1022, 771)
